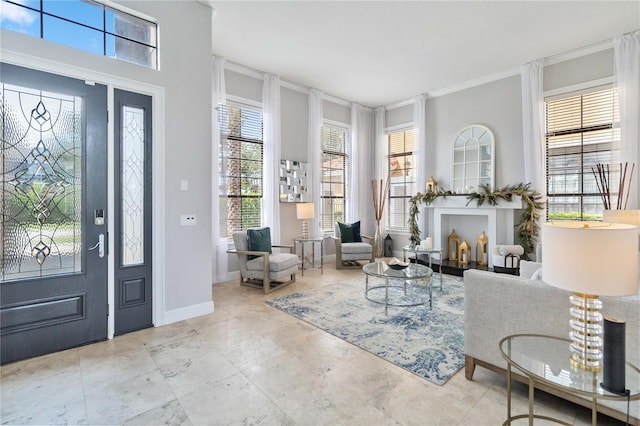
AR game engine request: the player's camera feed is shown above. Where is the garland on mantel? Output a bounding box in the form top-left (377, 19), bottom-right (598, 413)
top-left (409, 183), bottom-right (545, 255)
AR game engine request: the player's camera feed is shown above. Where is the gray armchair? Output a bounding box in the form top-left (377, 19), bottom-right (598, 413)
top-left (228, 230), bottom-right (300, 294)
top-left (330, 222), bottom-right (374, 269)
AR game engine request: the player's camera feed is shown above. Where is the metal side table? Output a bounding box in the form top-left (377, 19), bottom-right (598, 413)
top-left (402, 245), bottom-right (443, 290)
top-left (499, 334), bottom-right (640, 426)
top-left (293, 237), bottom-right (323, 276)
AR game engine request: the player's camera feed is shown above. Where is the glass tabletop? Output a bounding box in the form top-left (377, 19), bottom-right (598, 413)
top-left (362, 261), bottom-right (432, 280)
top-left (403, 245), bottom-right (442, 254)
top-left (499, 334), bottom-right (640, 399)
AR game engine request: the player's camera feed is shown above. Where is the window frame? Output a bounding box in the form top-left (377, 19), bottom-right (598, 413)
top-left (218, 99), bottom-right (264, 238)
top-left (386, 126), bottom-right (416, 233)
top-left (0, 0), bottom-right (158, 69)
top-left (320, 121), bottom-right (350, 234)
top-left (545, 83), bottom-right (620, 222)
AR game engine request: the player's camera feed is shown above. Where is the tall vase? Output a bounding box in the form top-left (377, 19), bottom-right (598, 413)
top-left (373, 220), bottom-right (383, 258)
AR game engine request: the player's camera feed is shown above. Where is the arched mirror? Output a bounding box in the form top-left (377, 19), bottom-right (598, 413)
top-left (451, 124), bottom-right (494, 193)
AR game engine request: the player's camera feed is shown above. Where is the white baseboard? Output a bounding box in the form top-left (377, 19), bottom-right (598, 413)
top-left (163, 301), bottom-right (215, 325)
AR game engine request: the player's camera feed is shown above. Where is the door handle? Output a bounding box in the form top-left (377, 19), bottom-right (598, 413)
top-left (88, 233), bottom-right (105, 258)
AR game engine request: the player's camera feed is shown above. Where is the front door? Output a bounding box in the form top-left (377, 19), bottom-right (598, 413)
top-left (0, 63), bottom-right (108, 364)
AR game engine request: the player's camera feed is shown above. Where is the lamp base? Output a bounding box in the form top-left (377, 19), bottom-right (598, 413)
top-left (601, 317), bottom-right (627, 394)
top-left (302, 219), bottom-right (309, 240)
top-left (568, 293), bottom-right (603, 371)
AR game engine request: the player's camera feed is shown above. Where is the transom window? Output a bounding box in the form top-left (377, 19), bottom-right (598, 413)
top-left (0, 0), bottom-right (158, 69)
top-left (218, 102), bottom-right (264, 237)
top-left (387, 129), bottom-right (416, 231)
top-left (545, 86), bottom-right (620, 221)
top-left (321, 124), bottom-right (349, 233)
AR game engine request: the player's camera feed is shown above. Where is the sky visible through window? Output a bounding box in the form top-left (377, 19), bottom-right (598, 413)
top-left (1, 1), bottom-right (104, 51)
top-left (0, 0), bottom-right (157, 68)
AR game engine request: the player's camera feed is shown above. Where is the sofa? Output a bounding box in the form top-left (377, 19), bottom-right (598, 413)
top-left (464, 262), bottom-right (639, 424)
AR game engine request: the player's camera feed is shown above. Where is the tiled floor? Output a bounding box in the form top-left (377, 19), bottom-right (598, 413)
top-left (0, 261), bottom-right (627, 425)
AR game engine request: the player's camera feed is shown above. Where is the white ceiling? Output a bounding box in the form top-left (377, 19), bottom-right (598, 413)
top-left (210, 1), bottom-right (640, 107)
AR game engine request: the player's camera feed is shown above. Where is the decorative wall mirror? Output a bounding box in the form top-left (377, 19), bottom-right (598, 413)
top-left (279, 160), bottom-right (309, 202)
top-left (451, 124), bottom-right (494, 193)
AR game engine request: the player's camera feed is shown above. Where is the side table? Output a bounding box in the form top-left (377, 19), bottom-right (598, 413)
top-left (402, 245), bottom-right (443, 290)
top-left (293, 237), bottom-right (323, 276)
top-left (499, 334), bottom-right (639, 426)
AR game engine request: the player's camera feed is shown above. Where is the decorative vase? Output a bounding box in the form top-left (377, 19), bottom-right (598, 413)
top-left (373, 220), bottom-right (383, 258)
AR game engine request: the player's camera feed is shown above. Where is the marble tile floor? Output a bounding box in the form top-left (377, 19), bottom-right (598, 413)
top-left (0, 261), bottom-right (628, 425)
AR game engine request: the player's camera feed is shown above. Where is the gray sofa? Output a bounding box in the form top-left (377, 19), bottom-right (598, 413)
top-left (464, 263), bottom-right (639, 424)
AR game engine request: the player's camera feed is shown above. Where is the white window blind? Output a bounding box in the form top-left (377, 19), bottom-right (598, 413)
top-left (218, 102), bottom-right (264, 237)
top-left (321, 125), bottom-right (349, 232)
top-left (546, 86), bottom-right (620, 220)
top-left (387, 129), bottom-right (416, 231)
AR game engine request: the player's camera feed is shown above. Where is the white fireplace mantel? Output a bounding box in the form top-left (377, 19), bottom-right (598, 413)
top-left (426, 195), bottom-right (523, 209)
top-left (426, 196), bottom-right (524, 268)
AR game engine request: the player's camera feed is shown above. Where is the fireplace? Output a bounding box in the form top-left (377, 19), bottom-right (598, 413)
top-left (426, 195), bottom-right (524, 269)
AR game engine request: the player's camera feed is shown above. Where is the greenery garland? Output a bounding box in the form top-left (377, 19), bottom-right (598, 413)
top-left (409, 183), bottom-right (545, 256)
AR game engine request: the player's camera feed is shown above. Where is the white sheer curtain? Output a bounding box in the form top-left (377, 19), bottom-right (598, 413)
top-left (375, 106), bottom-right (387, 235)
top-left (262, 73), bottom-right (281, 243)
top-left (413, 94), bottom-right (427, 236)
top-left (212, 56), bottom-right (227, 282)
top-left (308, 89), bottom-right (323, 238)
top-left (349, 104), bottom-right (374, 230)
top-left (614, 31), bottom-right (640, 209)
top-left (521, 60), bottom-right (546, 197)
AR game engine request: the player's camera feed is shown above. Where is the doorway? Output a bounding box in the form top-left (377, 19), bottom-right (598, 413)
top-left (1, 64), bottom-right (156, 364)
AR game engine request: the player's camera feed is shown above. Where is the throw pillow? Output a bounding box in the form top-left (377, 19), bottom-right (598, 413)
top-left (531, 268), bottom-right (543, 281)
top-left (519, 260), bottom-right (542, 280)
top-left (338, 221), bottom-right (362, 243)
top-left (247, 227), bottom-right (272, 260)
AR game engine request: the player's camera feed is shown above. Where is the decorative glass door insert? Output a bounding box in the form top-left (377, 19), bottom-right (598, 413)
top-left (1, 83), bottom-right (82, 281)
top-left (121, 105), bottom-right (145, 266)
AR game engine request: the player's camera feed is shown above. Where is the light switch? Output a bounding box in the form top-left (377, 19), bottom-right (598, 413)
top-left (180, 180), bottom-right (189, 191)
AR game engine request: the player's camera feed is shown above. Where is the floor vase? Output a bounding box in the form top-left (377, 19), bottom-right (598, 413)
top-left (373, 220), bottom-right (383, 258)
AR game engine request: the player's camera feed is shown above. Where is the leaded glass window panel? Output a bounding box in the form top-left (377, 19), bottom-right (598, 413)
top-left (1, 83), bottom-right (82, 281)
top-left (121, 105), bottom-right (145, 266)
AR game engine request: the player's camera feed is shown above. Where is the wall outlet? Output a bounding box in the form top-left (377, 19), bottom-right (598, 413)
top-left (180, 214), bottom-right (197, 226)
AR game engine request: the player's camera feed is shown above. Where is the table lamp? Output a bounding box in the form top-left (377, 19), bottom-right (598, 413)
top-left (296, 202), bottom-right (315, 239)
top-left (542, 221), bottom-right (638, 374)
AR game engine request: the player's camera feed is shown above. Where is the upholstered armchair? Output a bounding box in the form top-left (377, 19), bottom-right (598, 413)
top-left (228, 228), bottom-right (300, 294)
top-left (331, 221), bottom-right (374, 269)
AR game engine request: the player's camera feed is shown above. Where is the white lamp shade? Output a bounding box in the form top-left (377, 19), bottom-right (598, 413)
top-left (296, 203), bottom-right (315, 220)
top-left (603, 209), bottom-right (640, 233)
top-left (542, 221), bottom-right (638, 296)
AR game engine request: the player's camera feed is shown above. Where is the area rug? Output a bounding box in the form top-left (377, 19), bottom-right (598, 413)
top-left (266, 274), bottom-right (465, 385)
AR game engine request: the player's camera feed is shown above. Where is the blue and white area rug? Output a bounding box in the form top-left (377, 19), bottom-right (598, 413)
top-left (266, 274), bottom-right (465, 385)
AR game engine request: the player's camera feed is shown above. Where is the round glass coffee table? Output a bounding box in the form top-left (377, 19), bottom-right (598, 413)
top-left (362, 261), bottom-right (433, 315)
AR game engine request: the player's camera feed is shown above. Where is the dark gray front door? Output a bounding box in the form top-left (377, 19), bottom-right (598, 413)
top-left (113, 89), bottom-right (152, 335)
top-left (0, 63), bottom-right (108, 364)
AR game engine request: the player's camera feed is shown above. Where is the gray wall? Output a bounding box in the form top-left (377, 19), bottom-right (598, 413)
top-left (389, 48), bottom-right (616, 252)
top-left (1, 1), bottom-right (214, 316)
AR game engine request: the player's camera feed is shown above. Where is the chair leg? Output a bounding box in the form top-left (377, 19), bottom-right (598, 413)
top-left (263, 254), bottom-right (270, 294)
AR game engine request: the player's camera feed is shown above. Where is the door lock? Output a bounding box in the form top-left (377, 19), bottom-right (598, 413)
top-left (88, 233), bottom-right (105, 258)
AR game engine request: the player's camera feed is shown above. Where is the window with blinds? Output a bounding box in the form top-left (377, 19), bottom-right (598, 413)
top-left (387, 129), bottom-right (416, 231)
top-left (546, 86), bottom-right (620, 221)
top-left (321, 125), bottom-right (349, 232)
top-left (218, 102), bottom-right (264, 237)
